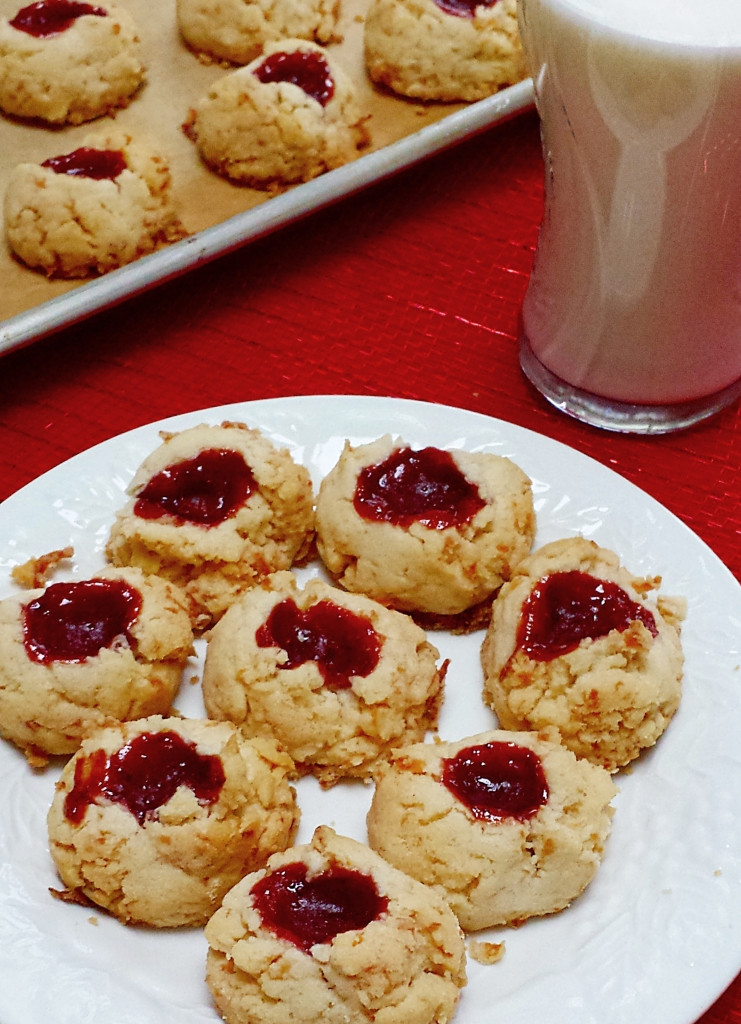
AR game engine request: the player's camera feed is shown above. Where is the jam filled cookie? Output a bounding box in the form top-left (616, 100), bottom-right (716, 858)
top-left (315, 435), bottom-right (535, 625)
top-left (367, 728), bottom-right (616, 930)
top-left (202, 571), bottom-right (445, 786)
top-left (183, 40), bottom-right (369, 190)
top-left (0, 566), bottom-right (193, 765)
top-left (4, 130), bottom-right (185, 278)
top-left (481, 537), bottom-right (686, 771)
top-left (177, 0), bottom-right (339, 67)
top-left (0, 0), bottom-right (145, 124)
top-left (364, 0), bottom-right (525, 102)
top-left (47, 716), bottom-right (299, 927)
top-left (106, 422), bottom-right (315, 629)
top-left (205, 825), bottom-right (467, 1024)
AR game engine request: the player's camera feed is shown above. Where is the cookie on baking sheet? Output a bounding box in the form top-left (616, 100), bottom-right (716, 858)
top-left (367, 728), bottom-right (616, 931)
top-left (47, 715), bottom-right (299, 927)
top-left (106, 422), bottom-right (315, 629)
top-left (315, 435), bottom-right (535, 625)
top-left (202, 571), bottom-right (445, 787)
top-left (364, 0), bottom-right (525, 102)
top-left (205, 825), bottom-right (466, 1024)
top-left (481, 537), bottom-right (686, 772)
top-left (0, 0), bottom-right (144, 125)
top-left (4, 130), bottom-right (185, 278)
top-left (0, 566), bottom-right (193, 765)
top-left (183, 39), bottom-right (369, 190)
top-left (177, 0), bottom-right (340, 67)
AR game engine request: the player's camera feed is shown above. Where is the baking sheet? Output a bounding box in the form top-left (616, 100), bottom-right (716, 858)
top-left (0, 0), bottom-right (534, 354)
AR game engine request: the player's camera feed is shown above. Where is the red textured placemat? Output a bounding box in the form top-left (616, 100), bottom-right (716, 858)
top-left (0, 110), bottom-right (739, 1022)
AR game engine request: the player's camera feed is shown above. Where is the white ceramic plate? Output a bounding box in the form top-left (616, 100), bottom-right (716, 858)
top-left (0, 395), bottom-right (739, 1024)
top-left (0, 80), bottom-right (533, 356)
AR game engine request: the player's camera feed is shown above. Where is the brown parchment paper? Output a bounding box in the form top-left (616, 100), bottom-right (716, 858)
top-left (0, 0), bottom-right (486, 324)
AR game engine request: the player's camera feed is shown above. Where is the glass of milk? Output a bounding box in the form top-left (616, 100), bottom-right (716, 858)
top-left (518, 0), bottom-right (741, 432)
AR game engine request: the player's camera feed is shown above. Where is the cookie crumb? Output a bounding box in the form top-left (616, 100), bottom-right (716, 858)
top-left (468, 939), bottom-right (506, 965)
top-left (49, 886), bottom-right (94, 908)
top-left (11, 547), bottom-right (73, 589)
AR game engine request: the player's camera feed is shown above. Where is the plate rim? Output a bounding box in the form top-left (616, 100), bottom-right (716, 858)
top-left (1, 393), bottom-right (739, 1024)
top-left (4, 392), bottom-right (737, 585)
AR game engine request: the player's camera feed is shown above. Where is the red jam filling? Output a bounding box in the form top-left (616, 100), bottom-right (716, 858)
top-left (354, 446), bottom-right (485, 530)
top-left (253, 50), bottom-right (335, 106)
top-left (432, 0), bottom-right (497, 16)
top-left (64, 729), bottom-right (226, 825)
top-left (42, 146), bottom-right (126, 180)
top-left (517, 570), bottom-right (658, 661)
top-left (442, 741), bottom-right (549, 821)
top-left (133, 448), bottom-right (256, 526)
top-left (23, 578), bottom-right (141, 664)
top-left (9, 0), bottom-right (107, 37)
top-left (255, 597), bottom-right (381, 690)
top-left (251, 861), bottom-right (388, 950)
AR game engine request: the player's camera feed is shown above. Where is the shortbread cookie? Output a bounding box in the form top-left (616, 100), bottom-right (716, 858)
top-left (481, 537), bottom-right (686, 772)
top-left (47, 716), bottom-right (299, 927)
top-left (4, 130), bottom-right (185, 278)
top-left (315, 435), bottom-right (535, 623)
top-left (177, 0), bottom-right (339, 66)
top-left (205, 825), bottom-right (466, 1024)
top-left (0, 566), bottom-right (193, 765)
top-left (184, 40), bottom-right (369, 189)
top-left (106, 422), bottom-right (315, 629)
top-left (0, 0), bottom-right (144, 124)
top-left (364, 0), bottom-right (525, 102)
top-left (367, 728), bottom-right (616, 930)
top-left (202, 571), bottom-right (445, 786)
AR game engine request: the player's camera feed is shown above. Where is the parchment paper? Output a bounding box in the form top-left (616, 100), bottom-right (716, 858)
top-left (0, 0), bottom-right (478, 322)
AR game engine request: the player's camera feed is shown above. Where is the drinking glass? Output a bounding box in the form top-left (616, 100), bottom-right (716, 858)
top-left (518, 0), bottom-right (741, 433)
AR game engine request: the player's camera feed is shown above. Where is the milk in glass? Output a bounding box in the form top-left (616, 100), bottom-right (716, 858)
top-left (519, 0), bottom-right (741, 420)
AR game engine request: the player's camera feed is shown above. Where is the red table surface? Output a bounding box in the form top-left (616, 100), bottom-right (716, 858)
top-left (1, 109), bottom-right (739, 1022)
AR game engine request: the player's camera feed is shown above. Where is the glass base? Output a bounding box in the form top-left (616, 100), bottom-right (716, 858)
top-left (519, 334), bottom-right (741, 435)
